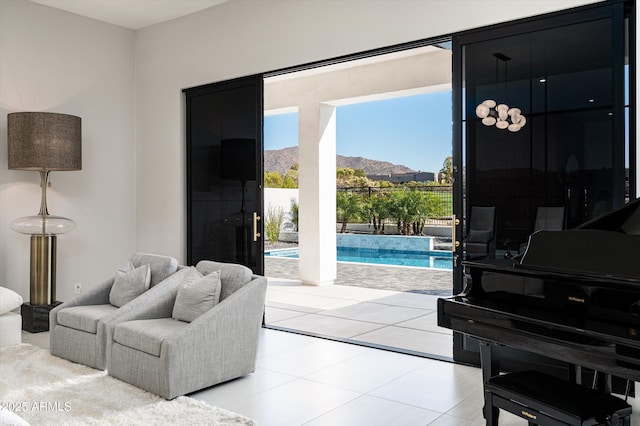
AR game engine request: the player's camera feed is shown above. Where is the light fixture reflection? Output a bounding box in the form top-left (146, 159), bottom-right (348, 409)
top-left (476, 100), bottom-right (527, 132)
top-left (475, 53), bottom-right (526, 132)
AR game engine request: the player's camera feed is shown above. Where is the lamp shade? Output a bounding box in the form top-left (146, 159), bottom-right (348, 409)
top-left (8, 112), bottom-right (81, 171)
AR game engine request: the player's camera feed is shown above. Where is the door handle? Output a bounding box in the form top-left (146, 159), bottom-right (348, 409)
top-left (452, 214), bottom-right (461, 251)
top-left (253, 212), bottom-right (261, 241)
top-left (452, 214), bottom-right (461, 267)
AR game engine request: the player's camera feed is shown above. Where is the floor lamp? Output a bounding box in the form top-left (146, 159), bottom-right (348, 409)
top-left (8, 112), bottom-right (81, 332)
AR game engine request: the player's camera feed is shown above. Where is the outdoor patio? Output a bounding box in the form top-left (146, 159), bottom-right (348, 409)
top-left (264, 256), bottom-right (454, 359)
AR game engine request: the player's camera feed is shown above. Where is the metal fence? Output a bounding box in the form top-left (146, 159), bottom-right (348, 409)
top-left (337, 184), bottom-right (453, 226)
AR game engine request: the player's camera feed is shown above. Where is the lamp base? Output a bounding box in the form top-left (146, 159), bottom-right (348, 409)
top-left (21, 301), bottom-right (62, 333)
top-left (31, 234), bottom-right (56, 305)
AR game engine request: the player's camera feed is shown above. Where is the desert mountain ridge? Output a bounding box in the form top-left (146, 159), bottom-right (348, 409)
top-left (265, 146), bottom-right (418, 176)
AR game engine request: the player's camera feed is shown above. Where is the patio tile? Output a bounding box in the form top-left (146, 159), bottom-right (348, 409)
top-left (265, 257), bottom-right (454, 358)
top-left (371, 292), bottom-right (441, 309)
top-left (265, 300), bottom-right (322, 313)
top-left (322, 301), bottom-right (428, 325)
top-left (266, 289), bottom-right (358, 310)
top-left (267, 277), bottom-right (302, 286)
top-left (396, 311), bottom-right (453, 334)
top-left (292, 284), bottom-right (399, 301)
top-left (270, 313), bottom-right (385, 340)
top-left (265, 306), bottom-right (308, 323)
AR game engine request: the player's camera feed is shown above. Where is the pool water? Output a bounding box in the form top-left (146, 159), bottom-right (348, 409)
top-left (265, 247), bottom-right (453, 270)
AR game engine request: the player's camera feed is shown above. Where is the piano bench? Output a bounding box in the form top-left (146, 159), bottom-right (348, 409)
top-left (484, 370), bottom-right (632, 426)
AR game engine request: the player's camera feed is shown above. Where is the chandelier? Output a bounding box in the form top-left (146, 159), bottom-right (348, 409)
top-left (475, 52), bottom-right (526, 132)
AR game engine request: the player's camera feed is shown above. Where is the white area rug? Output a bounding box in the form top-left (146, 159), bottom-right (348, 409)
top-left (0, 344), bottom-right (256, 425)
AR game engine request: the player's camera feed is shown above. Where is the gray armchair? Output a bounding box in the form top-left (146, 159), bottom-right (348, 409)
top-left (519, 206), bottom-right (565, 253)
top-left (106, 260), bottom-right (267, 400)
top-left (49, 253), bottom-right (185, 370)
top-left (464, 206), bottom-right (496, 259)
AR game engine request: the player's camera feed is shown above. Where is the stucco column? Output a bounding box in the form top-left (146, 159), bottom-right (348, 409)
top-left (297, 102), bottom-right (337, 285)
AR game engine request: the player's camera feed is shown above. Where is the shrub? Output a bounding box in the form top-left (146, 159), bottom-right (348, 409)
top-left (336, 191), bottom-right (363, 233)
top-left (388, 189), bottom-right (431, 235)
top-left (265, 205), bottom-right (285, 242)
top-left (290, 199), bottom-right (299, 231)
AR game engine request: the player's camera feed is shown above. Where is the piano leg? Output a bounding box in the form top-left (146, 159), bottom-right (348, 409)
top-left (570, 365), bottom-right (582, 385)
top-left (480, 340), bottom-right (500, 426)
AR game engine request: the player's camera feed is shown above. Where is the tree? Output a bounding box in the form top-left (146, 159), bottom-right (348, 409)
top-left (283, 164), bottom-right (299, 188)
top-left (282, 175), bottom-right (297, 188)
top-left (336, 191), bottom-right (362, 233)
top-left (439, 156), bottom-right (454, 184)
top-left (388, 188), bottom-right (432, 235)
top-left (337, 167), bottom-right (372, 188)
top-left (264, 166), bottom-right (299, 188)
top-left (264, 171), bottom-right (284, 188)
top-left (362, 192), bottom-right (390, 234)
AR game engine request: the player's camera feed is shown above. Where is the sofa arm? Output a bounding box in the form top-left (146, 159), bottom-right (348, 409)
top-left (50, 277), bottom-right (115, 330)
top-left (104, 266), bottom-right (188, 327)
top-left (103, 267), bottom-right (188, 366)
top-left (161, 275), bottom-right (267, 396)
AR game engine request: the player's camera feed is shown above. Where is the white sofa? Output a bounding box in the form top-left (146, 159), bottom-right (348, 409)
top-left (0, 286), bottom-right (23, 347)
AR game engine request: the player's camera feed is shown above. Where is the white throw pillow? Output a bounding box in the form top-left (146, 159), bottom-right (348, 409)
top-left (109, 262), bottom-right (151, 307)
top-left (0, 287), bottom-right (23, 315)
top-left (172, 266), bottom-right (222, 322)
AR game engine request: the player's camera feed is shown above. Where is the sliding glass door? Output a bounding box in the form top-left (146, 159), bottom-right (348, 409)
top-left (452, 0), bottom-right (630, 368)
top-left (184, 75), bottom-right (265, 275)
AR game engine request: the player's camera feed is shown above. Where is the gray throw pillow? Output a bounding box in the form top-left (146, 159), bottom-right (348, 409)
top-left (109, 262), bottom-right (151, 307)
top-left (172, 266), bottom-right (222, 323)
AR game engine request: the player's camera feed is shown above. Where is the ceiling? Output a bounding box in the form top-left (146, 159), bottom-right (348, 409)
top-left (28, 0), bottom-right (229, 30)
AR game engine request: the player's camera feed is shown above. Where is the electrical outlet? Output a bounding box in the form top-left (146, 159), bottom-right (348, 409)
top-left (74, 283), bottom-right (82, 295)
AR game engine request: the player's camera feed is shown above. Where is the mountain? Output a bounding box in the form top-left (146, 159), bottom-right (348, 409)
top-left (265, 146), bottom-right (416, 175)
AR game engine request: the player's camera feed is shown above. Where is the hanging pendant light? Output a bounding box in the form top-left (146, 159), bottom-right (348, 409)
top-left (475, 53), bottom-right (526, 132)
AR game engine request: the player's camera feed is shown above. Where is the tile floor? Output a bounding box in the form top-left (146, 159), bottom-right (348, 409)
top-left (22, 329), bottom-right (640, 426)
top-left (19, 328), bottom-right (507, 425)
top-left (22, 328), bottom-right (640, 426)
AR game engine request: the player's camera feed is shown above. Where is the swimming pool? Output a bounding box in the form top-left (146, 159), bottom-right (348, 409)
top-left (265, 247), bottom-right (453, 270)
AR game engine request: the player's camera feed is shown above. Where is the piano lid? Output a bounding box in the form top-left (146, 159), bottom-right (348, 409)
top-left (578, 196), bottom-right (640, 233)
top-left (518, 197), bottom-right (640, 279)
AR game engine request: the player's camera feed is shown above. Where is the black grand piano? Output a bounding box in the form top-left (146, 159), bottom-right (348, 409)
top-left (438, 198), bottom-right (640, 424)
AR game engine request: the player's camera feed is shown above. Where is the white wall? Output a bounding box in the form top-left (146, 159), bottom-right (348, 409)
top-left (264, 188), bottom-right (298, 222)
top-left (134, 0), bottom-right (605, 263)
top-left (0, 0), bottom-right (136, 300)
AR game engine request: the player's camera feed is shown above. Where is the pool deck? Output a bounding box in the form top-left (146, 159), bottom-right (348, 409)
top-left (264, 256), bottom-right (454, 359)
top-left (265, 257), bottom-right (452, 293)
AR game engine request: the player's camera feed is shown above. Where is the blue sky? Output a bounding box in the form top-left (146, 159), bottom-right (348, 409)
top-left (264, 91), bottom-right (453, 173)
